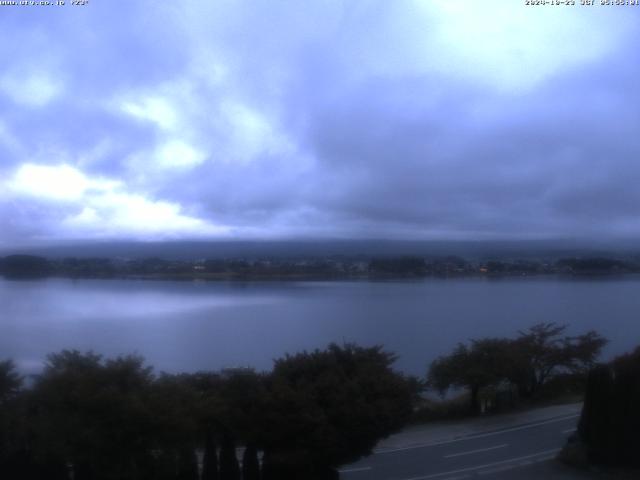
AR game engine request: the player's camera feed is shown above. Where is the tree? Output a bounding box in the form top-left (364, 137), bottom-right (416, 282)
top-left (514, 323), bottom-right (607, 397)
top-left (368, 257), bottom-right (428, 276)
top-left (242, 444), bottom-right (260, 480)
top-left (215, 369), bottom-right (268, 446)
top-left (219, 434), bottom-right (240, 480)
top-left (0, 360), bottom-right (22, 404)
top-left (176, 447), bottom-right (199, 480)
top-left (485, 261), bottom-right (506, 273)
top-left (0, 360), bottom-right (26, 478)
top-left (577, 346), bottom-right (640, 467)
top-left (428, 339), bottom-right (513, 413)
top-left (610, 346), bottom-right (640, 466)
top-left (428, 324), bottom-right (607, 412)
top-left (1, 345), bottom-right (417, 479)
top-left (201, 432), bottom-right (219, 480)
top-left (0, 255), bottom-right (51, 277)
top-left (31, 351), bottom-right (157, 480)
top-left (578, 365), bottom-right (615, 464)
top-left (261, 343), bottom-right (415, 475)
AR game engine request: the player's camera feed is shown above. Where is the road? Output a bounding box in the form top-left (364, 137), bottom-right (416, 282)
top-left (339, 412), bottom-right (586, 480)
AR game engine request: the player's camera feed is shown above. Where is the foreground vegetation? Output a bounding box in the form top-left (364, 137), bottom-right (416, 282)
top-left (0, 323), bottom-right (608, 479)
top-left (565, 345), bottom-right (640, 469)
top-left (0, 344), bottom-right (417, 480)
top-left (427, 323), bottom-right (606, 414)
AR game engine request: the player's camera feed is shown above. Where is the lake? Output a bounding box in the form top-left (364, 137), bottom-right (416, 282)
top-left (1, 276), bottom-right (638, 376)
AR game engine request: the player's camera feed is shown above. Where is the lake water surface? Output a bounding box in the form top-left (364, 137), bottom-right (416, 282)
top-left (1, 276), bottom-right (639, 376)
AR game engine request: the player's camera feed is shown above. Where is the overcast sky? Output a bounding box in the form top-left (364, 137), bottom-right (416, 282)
top-left (1, 0), bottom-right (639, 246)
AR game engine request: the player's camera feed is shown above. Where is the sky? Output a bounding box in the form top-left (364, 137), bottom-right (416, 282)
top-left (1, 0), bottom-right (639, 247)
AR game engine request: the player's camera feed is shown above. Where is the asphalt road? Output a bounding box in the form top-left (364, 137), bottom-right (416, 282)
top-left (339, 413), bottom-right (583, 480)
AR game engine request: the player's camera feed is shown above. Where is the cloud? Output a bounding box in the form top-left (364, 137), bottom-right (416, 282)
top-left (0, 120), bottom-right (24, 156)
top-left (62, 191), bottom-right (229, 239)
top-left (218, 100), bottom-right (295, 164)
top-left (8, 164), bottom-right (118, 201)
top-left (156, 140), bottom-right (206, 169)
top-left (120, 96), bottom-right (178, 130)
top-left (0, 68), bottom-right (62, 107)
top-left (0, 0), bottom-right (639, 245)
top-left (419, 0), bottom-right (634, 92)
top-left (4, 163), bottom-right (229, 241)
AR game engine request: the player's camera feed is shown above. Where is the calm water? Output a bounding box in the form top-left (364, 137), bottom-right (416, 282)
top-left (1, 276), bottom-right (639, 376)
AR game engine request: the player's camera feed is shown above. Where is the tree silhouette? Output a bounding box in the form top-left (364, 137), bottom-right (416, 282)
top-left (242, 444), bottom-right (260, 480)
top-left (30, 351), bottom-right (157, 480)
top-left (0, 359), bottom-right (22, 404)
top-left (577, 346), bottom-right (640, 467)
top-left (428, 339), bottom-right (512, 413)
top-left (219, 434), bottom-right (240, 480)
top-left (514, 323), bottom-right (606, 396)
top-left (202, 431), bottom-right (219, 480)
top-left (428, 323), bottom-right (607, 412)
top-left (262, 343), bottom-right (415, 474)
top-left (0, 344), bottom-right (417, 478)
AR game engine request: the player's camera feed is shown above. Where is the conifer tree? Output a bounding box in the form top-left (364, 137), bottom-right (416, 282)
top-left (177, 447), bottom-right (199, 480)
top-left (219, 435), bottom-right (240, 480)
top-left (241, 444), bottom-right (260, 480)
top-left (202, 432), bottom-right (219, 480)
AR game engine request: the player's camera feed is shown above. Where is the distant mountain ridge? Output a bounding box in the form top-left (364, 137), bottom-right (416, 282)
top-left (1, 239), bottom-right (639, 261)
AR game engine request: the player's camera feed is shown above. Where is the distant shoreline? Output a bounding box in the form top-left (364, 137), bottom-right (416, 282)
top-left (2, 271), bottom-right (639, 283)
top-left (2, 254), bottom-right (639, 282)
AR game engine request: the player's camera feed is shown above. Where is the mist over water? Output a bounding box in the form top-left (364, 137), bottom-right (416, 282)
top-left (2, 276), bottom-right (638, 376)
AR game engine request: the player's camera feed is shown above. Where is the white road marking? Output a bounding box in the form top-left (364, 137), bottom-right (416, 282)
top-left (562, 428), bottom-right (576, 434)
top-left (478, 452), bottom-right (557, 475)
top-left (398, 448), bottom-right (561, 480)
top-left (444, 443), bottom-right (508, 459)
top-left (376, 414), bottom-right (579, 454)
top-left (338, 466), bottom-right (372, 473)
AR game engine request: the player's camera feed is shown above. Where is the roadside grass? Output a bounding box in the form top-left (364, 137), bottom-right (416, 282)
top-left (410, 374), bottom-right (586, 425)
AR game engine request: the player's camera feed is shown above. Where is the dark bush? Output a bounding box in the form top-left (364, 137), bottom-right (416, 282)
top-left (578, 347), bottom-right (640, 467)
